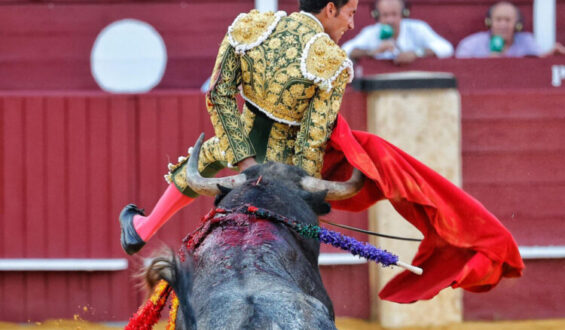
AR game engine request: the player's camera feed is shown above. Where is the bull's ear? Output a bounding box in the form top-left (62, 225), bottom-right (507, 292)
top-left (301, 190), bottom-right (331, 215)
top-left (213, 185), bottom-right (232, 205)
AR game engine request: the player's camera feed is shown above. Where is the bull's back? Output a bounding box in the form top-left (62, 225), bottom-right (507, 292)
top-left (190, 219), bottom-right (335, 328)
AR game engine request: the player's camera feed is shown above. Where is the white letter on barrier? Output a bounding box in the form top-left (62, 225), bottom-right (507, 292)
top-left (551, 65), bottom-right (564, 87)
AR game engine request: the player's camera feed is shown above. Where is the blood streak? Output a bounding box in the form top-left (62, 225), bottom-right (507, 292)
top-left (213, 214), bottom-right (278, 248)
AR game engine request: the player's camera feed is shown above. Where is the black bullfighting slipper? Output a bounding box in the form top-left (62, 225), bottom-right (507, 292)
top-left (119, 204), bottom-right (146, 255)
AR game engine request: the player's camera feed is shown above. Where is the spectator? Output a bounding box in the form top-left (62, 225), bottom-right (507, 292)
top-left (342, 0), bottom-right (453, 65)
top-left (456, 2), bottom-right (541, 58)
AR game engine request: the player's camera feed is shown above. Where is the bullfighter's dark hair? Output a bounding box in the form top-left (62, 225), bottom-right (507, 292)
top-left (299, 0), bottom-right (350, 14)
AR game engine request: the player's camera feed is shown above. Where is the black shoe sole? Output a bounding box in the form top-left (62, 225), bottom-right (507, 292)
top-left (119, 204), bottom-right (146, 255)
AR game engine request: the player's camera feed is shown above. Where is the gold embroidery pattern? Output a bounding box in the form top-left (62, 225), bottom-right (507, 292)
top-left (228, 10), bottom-right (286, 54)
top-left (291, 12), bottom-right (324, 34)
top-left (293, 70), bottom-right (349, 177)
top-left (240, 12), bottom-right (330, 125)
top-left (265, 122), bottom-right (299, 166)
top-left (301, 33), bottom-right (352, 92)
top-left (304, 35), bottom-right (348, 80)
top-left (167, 11), bottom-right (349, 186)
top-left (166, 106), bottom-right (256, 193)
top-left (206, 35), bottom-right (256, 165)
top-left (169, 137), bottom-right (228, 195)
top-left (241, 105), bottom-right (256, 136)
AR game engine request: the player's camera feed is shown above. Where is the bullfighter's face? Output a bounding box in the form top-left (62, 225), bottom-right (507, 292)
top-left (324, 0), bottom-right (358, 43)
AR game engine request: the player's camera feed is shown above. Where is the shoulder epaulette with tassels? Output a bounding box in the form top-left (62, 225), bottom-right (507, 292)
top-left (227, 9), bottom-right (287, 55)
top-left (301, 33), bottom-right (354, 92)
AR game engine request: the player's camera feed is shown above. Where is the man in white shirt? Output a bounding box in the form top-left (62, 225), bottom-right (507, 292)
top-left (342, 0), bottom-right (453, 64)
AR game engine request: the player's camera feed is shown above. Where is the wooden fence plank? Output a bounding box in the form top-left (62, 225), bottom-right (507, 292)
top-left (24, 98), bottom-right (46, 257)
top-left (87, 97), bottom-right (111, 258)
top-left (45, 97), bottom-right (68, 257)
top-left (67, 98), bottom-right (89, 257)
top-left (2, 273), bottom-right (26, 322)
top-left (1, 99), bottom-right (26, 320)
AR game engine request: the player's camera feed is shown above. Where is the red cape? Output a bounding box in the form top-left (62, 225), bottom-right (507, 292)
top-left (321, 115), bottom-right (524, 303)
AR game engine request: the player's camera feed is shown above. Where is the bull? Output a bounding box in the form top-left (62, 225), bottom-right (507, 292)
top-left (145, 134), bottom-right (364, 329)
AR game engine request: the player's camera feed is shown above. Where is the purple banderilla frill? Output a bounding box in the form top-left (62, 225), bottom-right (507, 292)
top-left (318, 227), bottom-right (398, 266)
top-left (239, 205), bottom-right (399, 268)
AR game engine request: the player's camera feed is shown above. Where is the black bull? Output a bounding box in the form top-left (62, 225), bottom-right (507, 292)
top-left (145, 134), bottom-right (364, 329)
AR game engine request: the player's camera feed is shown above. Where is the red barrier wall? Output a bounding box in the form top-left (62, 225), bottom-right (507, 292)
top-left (0, 92), bottom-right (215, 321)
top-left (0, 90), bottom-right (371, 322)
top-left (461, 89), bottom-right (565, 320)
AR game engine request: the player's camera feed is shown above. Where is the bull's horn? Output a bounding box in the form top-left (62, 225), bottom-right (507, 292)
top-left (301, 168), bottom-right (365, 200)
top-left (185, 133), bottom-right (246, 196)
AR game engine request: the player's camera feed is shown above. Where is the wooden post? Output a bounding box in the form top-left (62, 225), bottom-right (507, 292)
top-left (356, 72), bottom-right (463, 327)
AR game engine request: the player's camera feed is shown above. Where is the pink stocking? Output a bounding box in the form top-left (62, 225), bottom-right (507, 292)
top-left (133, 184), bottom-right (194, 241)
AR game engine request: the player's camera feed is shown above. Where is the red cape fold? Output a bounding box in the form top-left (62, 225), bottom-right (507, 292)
top-left (321, 115), bottom-right (524, 303)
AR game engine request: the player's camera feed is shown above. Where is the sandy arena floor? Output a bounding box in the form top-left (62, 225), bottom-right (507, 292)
top-left (1, 318), bottom-right (564, 329)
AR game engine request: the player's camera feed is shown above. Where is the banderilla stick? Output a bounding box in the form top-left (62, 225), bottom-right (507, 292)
top-left (396, 260), bottom-right (423, 275)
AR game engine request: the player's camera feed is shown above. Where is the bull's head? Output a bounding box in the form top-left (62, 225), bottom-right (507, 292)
top-left (185, 134), bottom-right (364, 203)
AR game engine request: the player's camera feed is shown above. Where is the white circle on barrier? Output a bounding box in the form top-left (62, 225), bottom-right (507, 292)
top-left (91, 19), bottom-right (167, 93)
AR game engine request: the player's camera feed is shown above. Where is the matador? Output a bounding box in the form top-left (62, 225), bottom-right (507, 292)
top-left (120, 1), bottom-right (357, 255)
top-left (120, 0), bottom-right (524, 303)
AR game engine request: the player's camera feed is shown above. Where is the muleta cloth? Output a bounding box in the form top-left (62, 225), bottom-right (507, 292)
top-left (322, 114), bottom-right (524, 303)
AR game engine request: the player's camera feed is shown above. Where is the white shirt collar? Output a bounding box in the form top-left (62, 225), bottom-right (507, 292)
top-left (300, 11), bottom-right (324, 31)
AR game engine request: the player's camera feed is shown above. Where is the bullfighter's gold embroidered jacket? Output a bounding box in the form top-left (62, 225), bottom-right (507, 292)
top-left (167, 10), bottom-right (353, 196)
